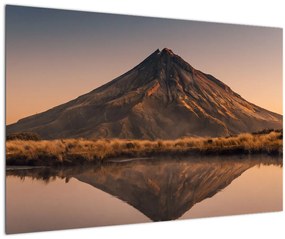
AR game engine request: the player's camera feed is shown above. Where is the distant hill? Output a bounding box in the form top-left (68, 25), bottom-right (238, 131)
top-left (7, 48), bottom-right (282, 139)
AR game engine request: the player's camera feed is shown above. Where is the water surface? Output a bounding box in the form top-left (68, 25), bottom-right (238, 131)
top-left (6, 155), bottom-right (283, 234)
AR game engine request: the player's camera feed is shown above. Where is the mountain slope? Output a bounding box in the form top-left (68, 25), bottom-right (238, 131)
top-left (7, 48), bottom-right (282, 139)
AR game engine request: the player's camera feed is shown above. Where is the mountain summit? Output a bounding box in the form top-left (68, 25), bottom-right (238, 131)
top-left (7, 48), bottom-right (282, 139)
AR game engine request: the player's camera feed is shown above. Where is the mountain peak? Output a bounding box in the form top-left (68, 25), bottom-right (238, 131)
top-left (160, 48), bottom-right (174, 56)
top-left (148, 48), bottom-right (175, 59)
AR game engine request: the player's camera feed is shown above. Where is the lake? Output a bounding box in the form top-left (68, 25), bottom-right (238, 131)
top-left (5, 155), bottom-right (283, 234)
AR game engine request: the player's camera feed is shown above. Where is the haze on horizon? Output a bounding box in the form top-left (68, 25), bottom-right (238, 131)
top-left (6, 5), bottom-right (283, 124)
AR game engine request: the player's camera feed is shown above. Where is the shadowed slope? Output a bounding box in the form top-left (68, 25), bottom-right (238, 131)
top-left (7, 48), bottom-right (282, 139)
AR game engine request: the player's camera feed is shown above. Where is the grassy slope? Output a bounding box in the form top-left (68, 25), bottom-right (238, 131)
top-left (6, 130), bottom-right (283, 166)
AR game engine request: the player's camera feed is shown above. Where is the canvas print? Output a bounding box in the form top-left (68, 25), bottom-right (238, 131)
top-left (5, 5), bottom-right (283, 234)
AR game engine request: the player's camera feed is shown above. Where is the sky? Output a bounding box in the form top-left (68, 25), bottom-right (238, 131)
top-left (6, 5), bottom-right (283, 124)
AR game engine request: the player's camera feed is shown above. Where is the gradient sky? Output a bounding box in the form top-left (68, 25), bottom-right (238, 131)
top-left (6, 5), bottom-right (283, 124)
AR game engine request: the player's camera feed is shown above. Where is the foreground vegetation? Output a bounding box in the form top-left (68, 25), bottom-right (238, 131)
top-left (6, 130), bottom-right (282, 166)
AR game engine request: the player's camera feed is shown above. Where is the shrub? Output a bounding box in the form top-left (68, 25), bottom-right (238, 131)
top-left (6, 132), bottom-right (41, 141)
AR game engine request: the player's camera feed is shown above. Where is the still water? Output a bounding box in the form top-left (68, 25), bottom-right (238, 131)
top-left (6, 155), bottom-right (283, 234)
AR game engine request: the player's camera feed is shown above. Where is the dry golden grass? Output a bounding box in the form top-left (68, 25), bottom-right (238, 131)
top-left (6, 130), bottom-right (282, 166)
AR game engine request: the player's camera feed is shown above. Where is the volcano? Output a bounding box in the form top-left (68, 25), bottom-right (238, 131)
top-left (7, 48), bottom-right (282, 139)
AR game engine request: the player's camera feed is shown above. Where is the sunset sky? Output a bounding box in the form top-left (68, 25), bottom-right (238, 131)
top-left (6, 5), bottom-right (282, 124)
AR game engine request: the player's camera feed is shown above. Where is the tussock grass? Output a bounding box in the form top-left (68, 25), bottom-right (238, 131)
top-left (6, 130), bottom-right (283, 166)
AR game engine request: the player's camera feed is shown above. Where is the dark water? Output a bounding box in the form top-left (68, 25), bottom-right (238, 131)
top-left (6, 155), bottom-right (283, 234)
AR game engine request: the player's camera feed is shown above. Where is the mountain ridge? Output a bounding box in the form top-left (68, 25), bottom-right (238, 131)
top-left (7, 48), bottom-right (282, 139)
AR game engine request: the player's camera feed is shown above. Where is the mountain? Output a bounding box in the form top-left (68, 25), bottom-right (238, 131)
top-left (7, 48), bottom-right (282, 139)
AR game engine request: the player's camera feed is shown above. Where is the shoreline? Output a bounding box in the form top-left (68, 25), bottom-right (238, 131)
top-left (6, 151), bottom-right (282, 167)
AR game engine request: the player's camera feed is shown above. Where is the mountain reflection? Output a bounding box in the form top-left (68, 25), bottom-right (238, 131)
top-left (6, 156), bottom-right (282, 221)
